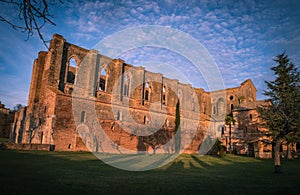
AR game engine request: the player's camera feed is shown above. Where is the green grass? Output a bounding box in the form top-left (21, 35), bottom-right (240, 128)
top-left (0, 137), bottom-right (9, 142)
top-left (0, 150), bottom-right (299, 194)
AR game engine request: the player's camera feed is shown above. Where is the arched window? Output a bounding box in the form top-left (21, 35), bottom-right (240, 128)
top-left (221, 126), bottom-right (225, 135)
top-left (217, 98), bottom-right (225, 115)
top-left (67, 57), bottom-right (77, 84)
top-left (99, 68), bottom-right (107, 91)
top-left (144, 82), bottom-right (150, 101)
top-left (69, 58), bottom-right (76, 67)
top-left (231, 104), bottom-right (234, 111)
top-left (80, 111), bottom-right (86, 123)
top-left (213, 105), bottom-right (217, 115)
top-left (67, 71), bottom-right (75, 84)
top-left (116, 111), bottom-right (122, 121)
top-left (123, 73), bottom-right (130, 97)
top-left (249, 114), bottom-right (253, 121)
top-left (143, 115), bottom-right (147, 124)
top-left (162, 85), bottom-right (166, 105)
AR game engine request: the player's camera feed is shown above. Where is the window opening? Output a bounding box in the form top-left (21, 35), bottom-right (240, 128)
top-left (144, 82), bottom-right (150, 101)
top-left (99, 68), bottom-right (107, 91)
top-left (80, 111), bottom-right (86, 123)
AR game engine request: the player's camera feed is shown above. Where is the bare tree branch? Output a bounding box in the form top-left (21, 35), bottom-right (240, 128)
top-left (0, 0), bottom-right (62, 49)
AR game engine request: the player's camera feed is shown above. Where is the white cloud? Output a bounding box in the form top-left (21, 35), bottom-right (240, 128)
top-left (1, 0), bottom-right (300, 107)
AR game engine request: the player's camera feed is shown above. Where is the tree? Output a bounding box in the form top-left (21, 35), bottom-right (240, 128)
top-left (225, 113), bottom-right (236, 153)
top-left (174, 100), bottom-right (181, 153)
top-left (12, 104), bottom-right (23, 112)
top-left (0, 0), bottom-right (62, 48)
top-left (257, 52), bottom-right (300, 173)
top-left (237, 96), bottom-right (245, 105)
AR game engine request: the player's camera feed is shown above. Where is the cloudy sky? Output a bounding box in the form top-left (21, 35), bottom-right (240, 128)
top-left (0, 0), bottom-right (300, 109)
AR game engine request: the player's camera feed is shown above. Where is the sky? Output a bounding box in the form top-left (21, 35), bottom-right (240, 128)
top-left (0, 0), bottom-right (300, 109)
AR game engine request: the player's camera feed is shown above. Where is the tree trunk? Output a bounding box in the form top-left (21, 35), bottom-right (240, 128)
top-left (175, 131), bottom-right (181, 153)
top-left (153, 146), bottom-right (156, 154)
top-left (229, 124), bottom-right (232, 153)
top-left (286, 142), bottom-right (293, 159)
top-left (274, 139), bottom-right (282, 173)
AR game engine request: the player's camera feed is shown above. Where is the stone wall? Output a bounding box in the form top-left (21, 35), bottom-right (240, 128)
top-left (0, 101), bottom-right (14, 138)
top-left (11, 34), bottom-right (259, 154)
top-left (2, 143), bottom-right (51, 151)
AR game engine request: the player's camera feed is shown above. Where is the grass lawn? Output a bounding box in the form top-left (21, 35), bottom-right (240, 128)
top-left (0, 150), bottom-right (299, 194)
top-left (0, 137), bottom-right (9, 143)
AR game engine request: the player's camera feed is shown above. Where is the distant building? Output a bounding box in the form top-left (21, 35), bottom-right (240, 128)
top-left (230, 100), bottom-right (273, 158)
top-left (10, 34), bottom-right (278, 157)
top-left (0, 101), bottom-right (14, 138)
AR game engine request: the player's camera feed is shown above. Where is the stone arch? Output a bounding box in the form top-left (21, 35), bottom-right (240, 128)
top-left (66, 56), bottom-right (79, 84)
top-left (67, 55), bottom-right (81, 67)
top-left (99, 66), bottom-right (108, 92)
top-left (69, 58), bottom-right (76, 68)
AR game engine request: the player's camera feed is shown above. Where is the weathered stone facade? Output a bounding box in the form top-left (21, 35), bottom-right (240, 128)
top-left (11, 34), bottom-right (262, 154)
top-left (230, 100), bottom-right (272, 158)
top-left (0, 101), bottom-right (14, 138)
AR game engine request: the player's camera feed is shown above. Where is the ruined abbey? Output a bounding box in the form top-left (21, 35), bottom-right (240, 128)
top-left (10, 34), bottom-right (271, 156)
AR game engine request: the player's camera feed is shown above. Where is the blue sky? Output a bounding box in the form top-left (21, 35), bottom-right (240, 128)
top-left (0, 0), bottom-right (300, 109)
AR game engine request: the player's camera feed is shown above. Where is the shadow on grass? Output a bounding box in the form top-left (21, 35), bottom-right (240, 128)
top-left (1, 150), bottom-right (300, 194)
top-left (158, 154), bottom-right (255, 171)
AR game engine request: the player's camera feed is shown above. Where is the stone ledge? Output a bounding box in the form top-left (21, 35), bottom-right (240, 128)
top-left (0, 143), bottom-right (52, 151)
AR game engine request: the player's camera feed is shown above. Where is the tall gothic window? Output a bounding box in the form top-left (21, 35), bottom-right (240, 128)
top-left (213, 105), bottom-right (217, 115)
top-left (116, 111), bottom-right (122, 121)
top-left (69, 58), bottom-right (76, 67)
top-left (123, 73), bottom-right (130, 97)
top-left (67, 58), bottom-right (77, 84)
top-left (80, 111), bottom-right (86, 123)
top-left (99, 68), bottom-right (107, 91)
top-left (67, 71), bottom-right (75, 84)
top-left (221, 126), bottom-right (225, 135)
top-left (144, 82), bottom-right (150, 101)
top-left (217, 98), bottom-right (225, 115)
top-left (162, 85), bottom-right (166, 105)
